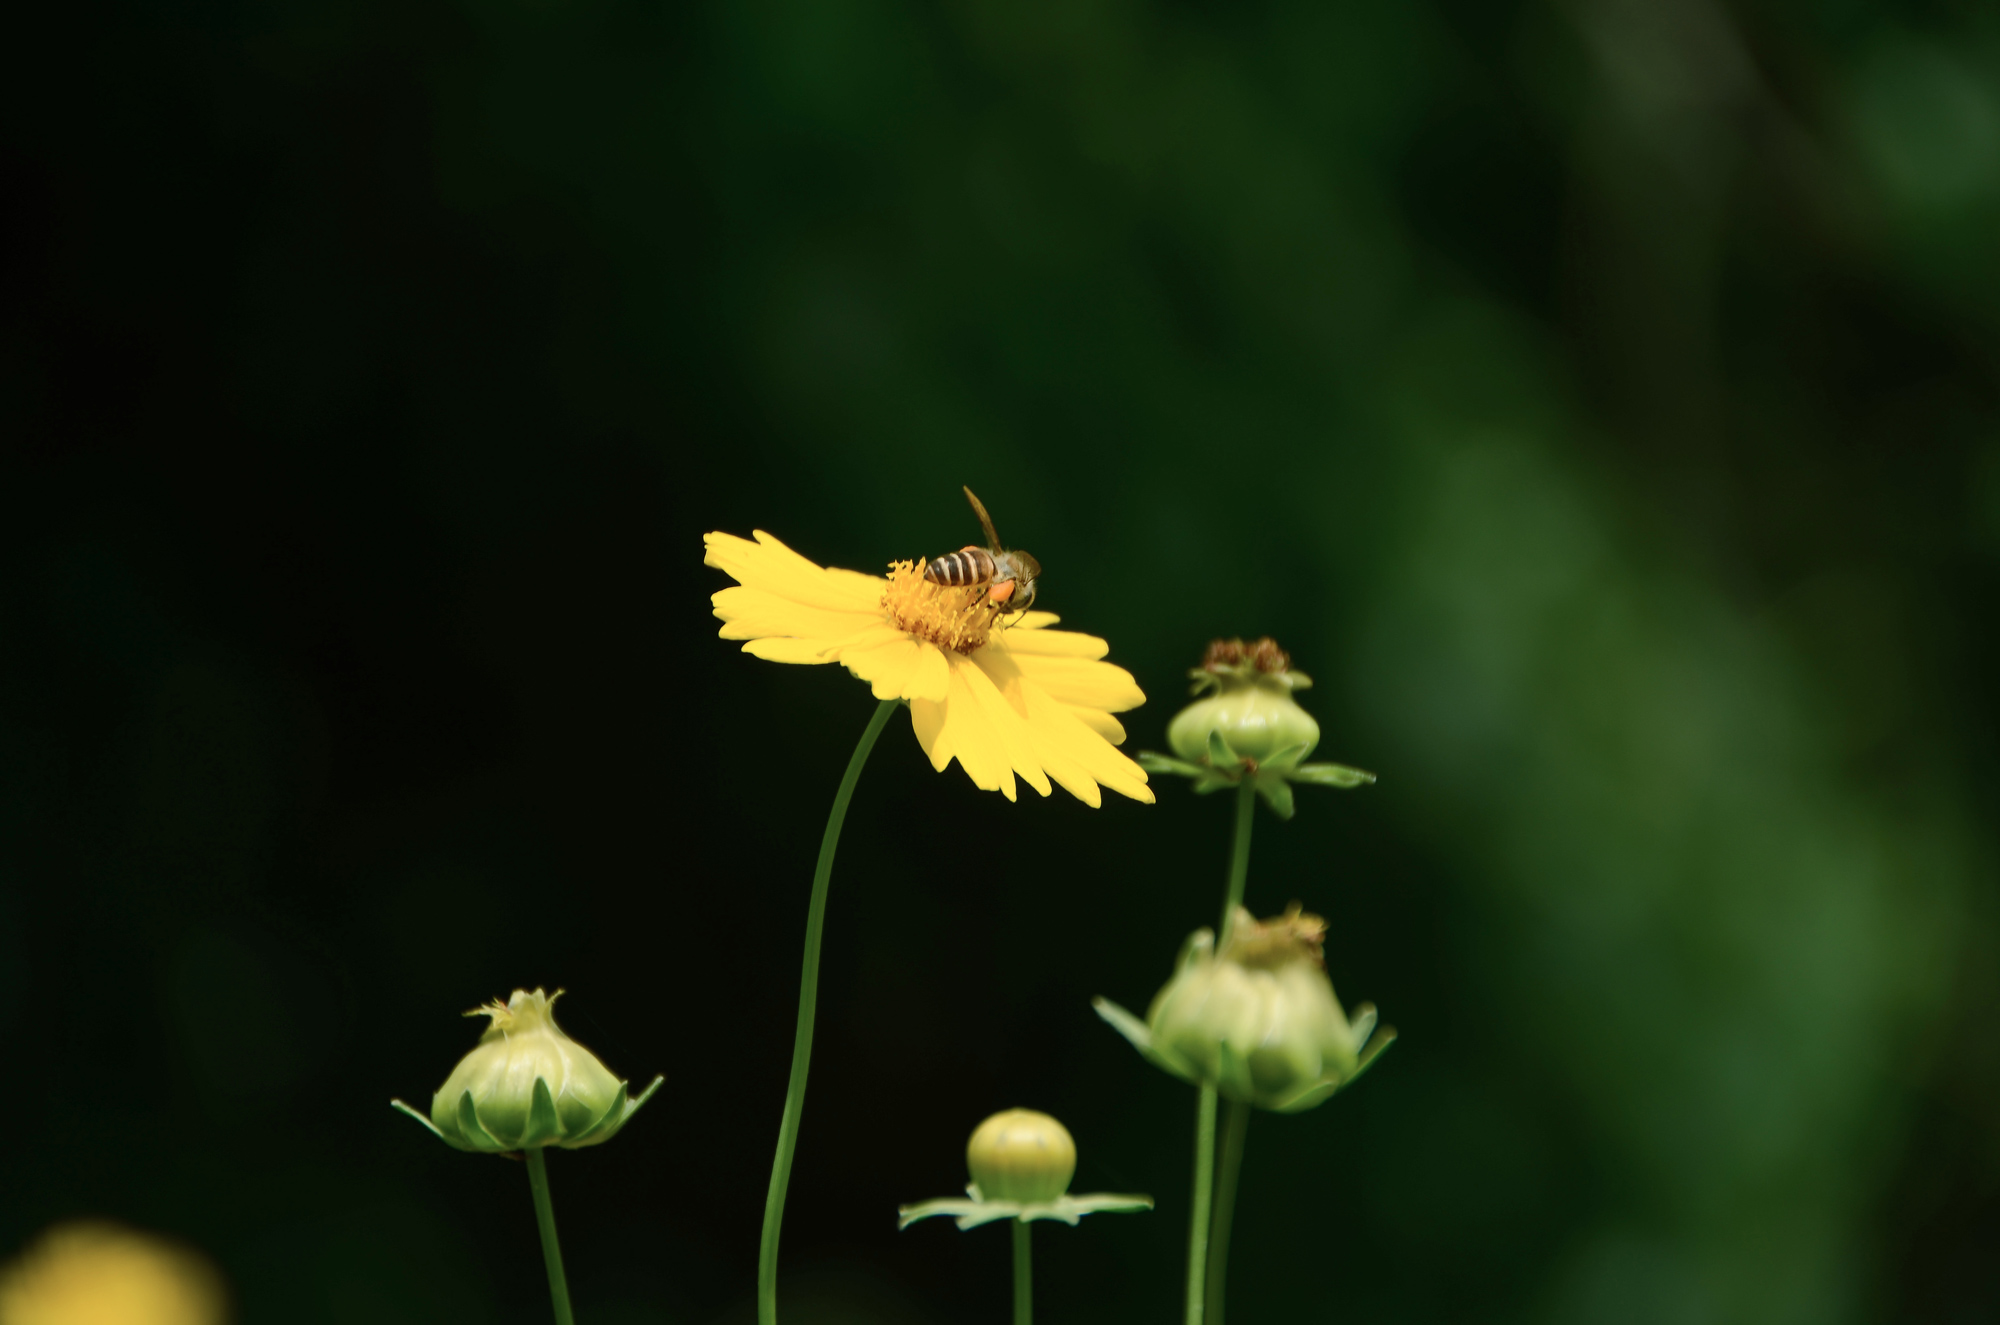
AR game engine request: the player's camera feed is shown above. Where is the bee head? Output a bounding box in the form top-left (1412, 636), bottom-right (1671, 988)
top-left (1014, 551), bottom-right (1040, 611)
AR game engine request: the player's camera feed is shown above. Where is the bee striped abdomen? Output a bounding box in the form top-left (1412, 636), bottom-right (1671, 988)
top-left (924, 546), bottom-right (997, 587)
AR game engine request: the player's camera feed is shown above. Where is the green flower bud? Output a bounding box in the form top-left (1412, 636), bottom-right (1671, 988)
top-left (899, 1110), bottom-right (1152, 1231)
top-left (392, 988), bottom-right (662, 1153)
top-left (1167, 637), bottom-right (1320, 767)
top-left (1141, 638), bottom-right (1375, 818)
top-left (965, 1109), bottom-right (1077, 1204)
top-left (1095, 907), bottom-right (1395, 1112)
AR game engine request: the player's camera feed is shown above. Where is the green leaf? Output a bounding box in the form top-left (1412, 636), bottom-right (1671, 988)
top-left (390, 1098), bottom-right (445, 1141)
top-left (1288, 762), bottom-right (1376, 788)
top-left (1206, 729), bottom-right (1242, 770)
top-left (1349, 1025), bottom-right (1398, 1083)
top-left (456, 1090), bottom-right (503, 1152)
top-left (1091, 997), bottom-right (1154, 1053)
top-left (627, 1074), bottom-right (665, 1116)
top-left (520, 1077), bottom-right (564, 1149)
top-left (1093, 997), bottom-right (1197, 1084)
top-left (1192, 771), bottom-right (1239, 794)
top-left (564, 1079), bottom-right (630, 1147)
top-left (1137, 751), bottom-right (1208, 779)
top-left (1055, 1193), bottom-right (1155, 1218)
top-left (897, 1197), bottom-right (992, 1230)
top-left (1255, 774), bottom-right (1296, 819)
top-left (1270, 1078), bottom-right (1341, 1114)
top-left (1261, 743), bottom-right (1310, 773)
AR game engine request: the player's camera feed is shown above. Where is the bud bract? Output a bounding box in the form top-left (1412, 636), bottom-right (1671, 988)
top-left (1096, 906), bottom-right (1394, 1112)
top-left (966, 1109), bottom-right (1077, 1204)
top-left (393, 988), bottom-right (661, 1153)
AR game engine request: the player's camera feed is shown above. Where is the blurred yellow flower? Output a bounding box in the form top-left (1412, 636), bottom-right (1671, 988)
top-left (0, 1223), bottom-right (225, 1325)
top-left (706, 531), bottom-right (1152, 805)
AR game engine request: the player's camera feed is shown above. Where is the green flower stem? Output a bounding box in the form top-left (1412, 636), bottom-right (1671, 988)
top-left (1191, 779), bottom-right (1257, 1324)
top-left (1204, 1099), bottom-right (1250, 1325)
top-left (1185, 1083), bottom-right (1219, 1325)
top-left (758, 697), bottom-right (899, 1325)
top-left (524, 1147), bottom-right (576, 1325)
top-left (1013, 1219), bottom-right (1033, 1325)
top-left (1218, 781), bottom-right (1255, 942)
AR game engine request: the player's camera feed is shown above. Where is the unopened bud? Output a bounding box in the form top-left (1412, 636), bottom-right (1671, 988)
top-left (1096, 906), bottom-right (1394, 1112)
top-left (966, 1109), bottom-right (1077, 1204)
top-left (899, 1109), bottom-right (1152, 1230)
top-left (393, 988), bottom-right (661, 1153)
top-left (1167, 637), bottom-right (1320, 767)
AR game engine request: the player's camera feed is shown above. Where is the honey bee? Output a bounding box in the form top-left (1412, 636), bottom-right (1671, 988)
top-left (924, 486), bottom-right (1042, 617)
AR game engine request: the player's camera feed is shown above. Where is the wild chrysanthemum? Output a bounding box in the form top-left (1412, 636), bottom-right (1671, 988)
top-left (705, 530), bottom-right (1152, 806)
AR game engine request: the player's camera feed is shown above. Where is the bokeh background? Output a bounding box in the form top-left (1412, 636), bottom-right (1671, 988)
top-left (6, 0), bottom-right (2000, 1321)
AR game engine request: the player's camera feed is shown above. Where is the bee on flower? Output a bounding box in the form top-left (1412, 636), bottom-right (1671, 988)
top-left (705, 488), bottom-right (1152, 806)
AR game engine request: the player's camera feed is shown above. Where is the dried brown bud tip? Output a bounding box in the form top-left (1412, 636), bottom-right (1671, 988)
top-left (1202, 637), bottom-right (1294, 674)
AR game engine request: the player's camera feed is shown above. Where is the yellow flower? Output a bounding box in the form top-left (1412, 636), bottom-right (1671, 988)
top-left (0, 1222), bottom-right (225, 1325)
top-left (705, 530), bottom-right (1153, 806)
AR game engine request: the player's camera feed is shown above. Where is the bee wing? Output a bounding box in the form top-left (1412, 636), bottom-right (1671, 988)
top-left (963, 485), bottom-right (1005, 552)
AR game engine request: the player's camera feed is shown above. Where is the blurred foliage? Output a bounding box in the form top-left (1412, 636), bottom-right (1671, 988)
top-left (5, 0), bottom-right (2000, 1322)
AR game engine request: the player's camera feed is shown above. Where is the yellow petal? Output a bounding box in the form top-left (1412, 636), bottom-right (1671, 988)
top-left (937, 659), bottom-right (1017, 800)
top-left (911, 697), bottom-right (953, 773)
top-left (742, 637), bottom-right (843, 664)
top-left (908, 642), bottom-right (952, 703)
top-left (712, 586), bottom-right (880, 642)
top-left (704, 531), bottom-right (884, 613)
top-left (842, 636), bottom-right (929, 702)
top-left (989, 626), bottom-right (1110, 660)
top-left (1007, 653), bottom-right (1147, 714)
top-left (1070, 709), bottom-right (1127, 743)
top-left (1017, 677), bottom-right (1153, 804)
top-left (1005, 673), bottom-right (1103, 807)
top-left (954, 654), bottom-right (1053, 798)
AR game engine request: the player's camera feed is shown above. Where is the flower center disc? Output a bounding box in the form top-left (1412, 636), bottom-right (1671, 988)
top-left (882, 560), bottom-right (997, 654)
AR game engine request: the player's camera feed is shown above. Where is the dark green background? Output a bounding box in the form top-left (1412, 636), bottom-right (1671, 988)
top-left (6, 0), bottom-right (1999, 1321)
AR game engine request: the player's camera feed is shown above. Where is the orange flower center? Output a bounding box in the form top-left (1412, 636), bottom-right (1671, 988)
top-left (881, 559), bottom-right (998, 654)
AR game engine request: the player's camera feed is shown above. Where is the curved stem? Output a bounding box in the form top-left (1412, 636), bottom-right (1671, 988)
top-left (1205, 1100), bottom-right (1250, 1325)
top-left (524, 1148), bottom-right (576, 1325)
top-left (1012, 1219), bottom-right (1033, 1325)
top-left (1185, 1084), bottom-right (1219, 1325)
top-left (757, 697), bottom-right (900, 1325)
top-left (1218, 781), bottom-right (1255, 943)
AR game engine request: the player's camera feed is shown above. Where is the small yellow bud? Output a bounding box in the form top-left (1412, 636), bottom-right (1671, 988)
top-left (393, 988), bottom-right (661, 1153)
top-left (965, 1109), bottom-right (1077, 1204)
